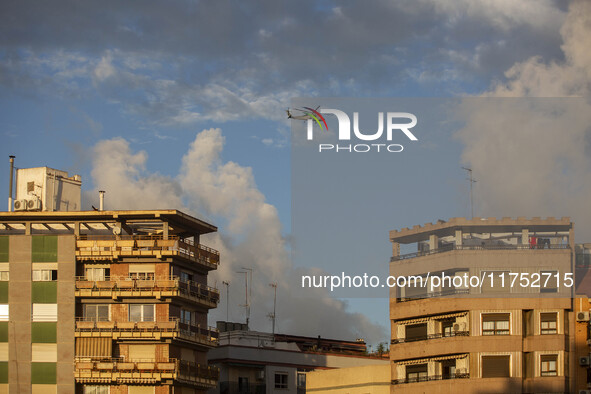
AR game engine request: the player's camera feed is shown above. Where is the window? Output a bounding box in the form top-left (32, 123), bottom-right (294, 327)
top-left (86, 268), bottom-right (109, 281)
top-left (32, 304), bottom-right (58, 322)
top-left (0, 305), bottom-right (8, 321)
top-left (275, 372), bottom-right (288, 389)
top-left (180, 309), bottom-right (192, 325)
top-left (27, 181), bottom-right (35, 193)
top-left (405, 323), bottom-right (427, 342)
top-left (83, 305), bottom-right (109, 322)
top-left (83, 386), bottom-right (109, 394)
top-left (129, 304), bottom-right (154, 322)
top-left (406, 364), bottom-right (428, 382)
top-left (442, 320), bottom-right (454, 337)
top-left (180, 272), bottom-right (193, 283)
top-left (540, 355), bottom-right (557, 376)
top-left (297, 372), bottom-right (306, 389)
top-left (238, 377), bottom-right (249, 393)
top-left (32, 269), bottom-right (57, 281)
top-left (0, 271), bottom-right (8, 281)
top-left (129, 272), bottom-right (154, 280)
top-left (540, 313), bottom-right (557, 335)
top-left (482, 355), bottom-right (510, 378)
top-left (441, 360), bottom-right (456, 379)
top-left (482, 313), bottom-right (510, 335)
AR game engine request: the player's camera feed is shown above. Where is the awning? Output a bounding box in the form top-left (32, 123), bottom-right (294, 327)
top-left (396, 311), bottom-right (467, 325)
top-left (75, 337), bottom-right (112, 358)
top-left (398, 354), bottom-right (468, 365)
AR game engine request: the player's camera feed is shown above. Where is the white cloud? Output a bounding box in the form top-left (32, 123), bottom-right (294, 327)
top-left (87, 129), bottom-right (386, 342)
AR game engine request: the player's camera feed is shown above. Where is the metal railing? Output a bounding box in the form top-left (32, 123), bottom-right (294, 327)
top-left (392, 243), bottom-right (570, 262)
top-left (397, 288), bottom-right (470, 302)
top-left (392, 373), bottom-right (470, 385)
top-left (74, 357), bottom-right (219, 381)
top-left (76, 235), bottom-right (220, 266)
top-left (75, 317), bottom-right (219, 344)
top-left (74, 275), bottom-right (220, 304)
top-left (391, 331), bottom-right (469, 344)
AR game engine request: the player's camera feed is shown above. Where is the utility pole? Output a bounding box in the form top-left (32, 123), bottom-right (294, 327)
top-left (268, 283), bottom-right (277, 336)
top-left (222, 281), bottom-right (230, 322)
top-left (462, 167), bottom-right (477, 219)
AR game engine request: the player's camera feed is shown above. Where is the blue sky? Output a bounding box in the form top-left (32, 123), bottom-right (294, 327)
top-left (2, 0), bottom-right (591, 345)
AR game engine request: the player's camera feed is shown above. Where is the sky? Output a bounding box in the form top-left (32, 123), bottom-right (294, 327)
top-left (1, 0), bottom-right (590, 346)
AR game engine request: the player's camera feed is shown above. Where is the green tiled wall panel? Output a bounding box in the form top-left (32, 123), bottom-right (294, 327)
top-left (31, 363), bottom-right (57, 384)
top-left (31, 322), bottom-right (57, 343)
top-left (31, 282), bottom-right (57, 303)
top-left (32, 236), bottom-right (58, 263)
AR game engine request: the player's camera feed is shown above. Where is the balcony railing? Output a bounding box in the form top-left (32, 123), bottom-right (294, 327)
top-left (391, 373), bottom-right (470, 385)
top-left (397, 288), bottom-right (470, 302)
top-left (75, 357), bottom-right (219, 387)
top-left (391, 243), bottom-right (569, 262)
top-left (75, 276), bottom-right (219, 307)
top-left (75, 318), bottom-right (219, 346)
top-left (76, 235), bottom-right (219, 268)
top-left (391, 331), bottom-right (469, 344)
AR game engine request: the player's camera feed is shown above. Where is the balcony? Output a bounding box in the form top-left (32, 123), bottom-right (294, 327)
top-left (75, 357), bottom-right (219, 388)
top-left (391, 331), bottom-right (469, 345)
top-left (76, 235), bottom-right (219, 270)
top-left (391, 243), bottom-right (569, 262)
top-left (75, 276), bottom-right (219, 308)
top-left (391, 373), bottom-right (469, 385)
top-left (75, 318), bottom-right (219, 347)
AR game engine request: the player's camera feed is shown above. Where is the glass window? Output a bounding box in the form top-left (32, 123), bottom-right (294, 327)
top-left (180, 309), bottom-right (192, 325)
top-left (32, 269), bottom-right (57, 281)
top-left (129, 304), bottom-right (155, 322)
top-left (129, 272), bottom-right (154, 280)
top-left (238, 377), bottom-right (249, 392)
top-left (0, 305), bottom-right (8, 321)
top-left (406, 364), bottom-right (428, 382)
top-left (83, 386), bottom-right (109, 394)
top-left (541, 355), bottom-right (557, 376)
top-left (541, 313), bottom-right (557, 335)
top-left (275, 372), bottom-right (288, 389)
top-left (442, 320), bottom-right (454, 337)
top-left (482, 313), bottom-right (510, 335)
top-left (32, 303), bottom-right (57, 322)
top-left (180, 272), bottom-right (193, 283)
top-left (83, 304), bottom-right (110, 321)
top-left (86, 268), bottom-right (109, 281)
top-left (0, 271), bottom-right (8, 281)
top-left (297, 372), bottom-right (306, 389)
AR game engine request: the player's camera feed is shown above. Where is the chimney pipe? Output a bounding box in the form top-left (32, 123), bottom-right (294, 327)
top-left (99, 190), bottom-right (105, 211)
top-left (8, 156), bottom-right (15, 212)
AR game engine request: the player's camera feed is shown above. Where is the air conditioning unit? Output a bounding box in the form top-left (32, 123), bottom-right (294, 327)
top-left (453, 323), bottom-right (466, 332)
top-left (579, 356), bottom-right (589, 366)
top-left (577, 312), bottom-right (590, 322)
top-left (14, 199), bottom-right (28, 211)
top-left (26, 198), bottom-right (41, 211)
top-left (256, 370), bottom-right (265, 380)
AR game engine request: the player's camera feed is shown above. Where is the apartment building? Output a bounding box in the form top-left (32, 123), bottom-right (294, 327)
top-left (208, 324), bottom-right (388, 394)
top-left (389, 217), bottom-right (578, 393)
top-left (0, 166), bottom-right (221, 394)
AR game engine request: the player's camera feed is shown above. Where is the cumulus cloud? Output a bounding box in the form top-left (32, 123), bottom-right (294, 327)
top-left (88, 129), bottom-right (385, 342)
top-left (455, 0), bottom-right (591, 239)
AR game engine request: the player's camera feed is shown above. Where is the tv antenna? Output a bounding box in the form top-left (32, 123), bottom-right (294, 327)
top-left (462, 167), bottom-right (477, 219)
top-left (236, 268), bottom-right (253, 327)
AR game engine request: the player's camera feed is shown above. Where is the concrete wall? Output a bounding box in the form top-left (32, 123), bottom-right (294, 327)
top-left (306, 364), bottom-right (390, 394)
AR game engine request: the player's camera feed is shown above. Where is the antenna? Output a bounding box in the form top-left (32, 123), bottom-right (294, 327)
top-left (236, 268), bottom-right (253, 327)
top-left (462, 167), bottom-right (477, 219)
top-left (222, 281), bottom-right (230, 322)
top-left (268, 283), bottom-right (277, 336)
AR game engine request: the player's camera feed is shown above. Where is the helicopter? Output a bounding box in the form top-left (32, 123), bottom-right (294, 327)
top-left (286, 106), bottom-right (328, 130)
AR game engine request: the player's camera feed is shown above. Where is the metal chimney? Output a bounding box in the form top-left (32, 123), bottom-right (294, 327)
top-left (99, 190), bottom-right (105, 211)
top-left (8, 156), bottom-right (15, 212)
